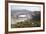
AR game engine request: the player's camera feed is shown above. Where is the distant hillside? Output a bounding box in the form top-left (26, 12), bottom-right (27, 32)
top-left (11, 9), bottom-right (40, 19)
top-left (11, 9), bottom-right (32, 16)
top-left (11, 9), bottom-right (40, 24)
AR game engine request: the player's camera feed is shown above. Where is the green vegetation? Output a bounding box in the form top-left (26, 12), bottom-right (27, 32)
top-left (11, 19), bottom-right (40, 28)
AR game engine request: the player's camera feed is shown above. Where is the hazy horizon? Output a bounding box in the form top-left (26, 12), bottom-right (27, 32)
top-left (11, 5), bottom-right (41, 11)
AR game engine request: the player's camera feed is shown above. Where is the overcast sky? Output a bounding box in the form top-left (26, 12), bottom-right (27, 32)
top-left (11, 5), bottom-right (41, 11)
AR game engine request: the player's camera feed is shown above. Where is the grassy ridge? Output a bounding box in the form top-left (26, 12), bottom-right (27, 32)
top-left (11, 19), bottom-right (40, 28)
